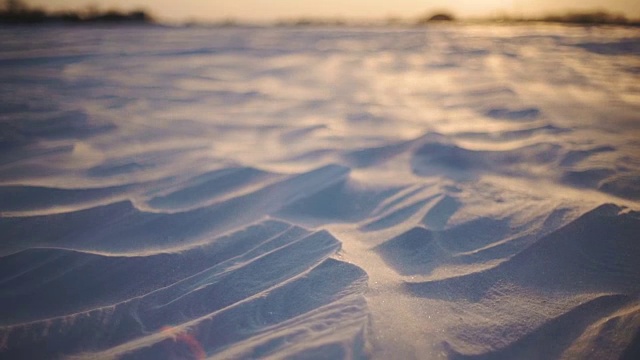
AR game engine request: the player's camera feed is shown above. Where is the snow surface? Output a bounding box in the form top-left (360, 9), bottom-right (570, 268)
top-left (1, 24), bottom-right (639, 359)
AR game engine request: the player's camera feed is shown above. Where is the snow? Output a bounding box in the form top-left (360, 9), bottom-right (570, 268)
top-left (1, 24), bottom-right (639, 359)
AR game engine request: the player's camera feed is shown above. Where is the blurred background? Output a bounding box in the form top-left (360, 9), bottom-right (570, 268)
top-left (2, 0), bottom-right (640, 25)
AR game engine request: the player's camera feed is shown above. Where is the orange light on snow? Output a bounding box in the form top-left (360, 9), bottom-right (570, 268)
top-left (161, 326), bottom-right (206, 359)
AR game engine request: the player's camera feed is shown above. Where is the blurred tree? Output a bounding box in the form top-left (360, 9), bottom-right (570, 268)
top-left (5, 0), bottom-right (27, 13)
top-left (83, 4), bottom-right (100, 19)
top-left (416, 12), bottom-right (455, 25)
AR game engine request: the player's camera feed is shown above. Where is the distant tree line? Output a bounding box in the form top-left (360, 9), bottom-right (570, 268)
top-left (539, 11), bottom-right (633, 25)
top-left (484, 10), bottom-right (638, 26)
top-left (273, 10), bottom-right (637, 28)
top-left (0, 0), bottom-right (154, 25)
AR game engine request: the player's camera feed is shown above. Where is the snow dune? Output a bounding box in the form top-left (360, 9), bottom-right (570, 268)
top-left (1, 24), bottom-right (639, 359)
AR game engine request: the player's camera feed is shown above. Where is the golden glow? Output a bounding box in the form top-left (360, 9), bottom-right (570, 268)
top-left (24, 0), bottom-right (640, 21)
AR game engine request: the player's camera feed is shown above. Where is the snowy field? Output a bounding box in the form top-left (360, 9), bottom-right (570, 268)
top-left (1, 24), bottom-right (640, 359)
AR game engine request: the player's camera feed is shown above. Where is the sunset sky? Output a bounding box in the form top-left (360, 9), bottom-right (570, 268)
top-left (22, 0), bottom-right (640, 22)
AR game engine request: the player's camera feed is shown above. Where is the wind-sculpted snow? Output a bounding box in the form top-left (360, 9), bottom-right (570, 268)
top-left (1, 25), bottom-right (639, 359)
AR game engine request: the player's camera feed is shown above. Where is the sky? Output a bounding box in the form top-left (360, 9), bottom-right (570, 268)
top-left (21, 0), bottom-right (640, 22)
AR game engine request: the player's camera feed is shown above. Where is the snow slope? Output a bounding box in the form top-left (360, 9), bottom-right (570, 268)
top-left (1, 24), bottom-right (639, 359)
